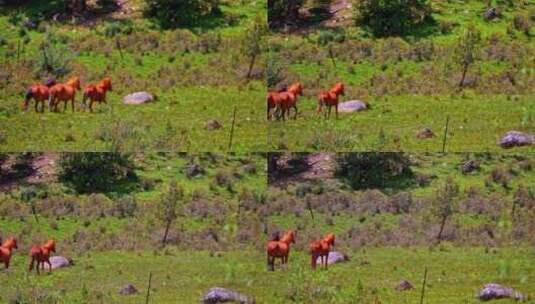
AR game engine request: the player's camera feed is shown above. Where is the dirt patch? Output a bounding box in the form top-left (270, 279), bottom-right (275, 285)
top-left (270, 153), bottom-right (336, 187)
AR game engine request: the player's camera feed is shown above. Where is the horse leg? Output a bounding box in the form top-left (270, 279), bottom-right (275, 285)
top-left (293, 105), bottom-right (298, 119)
top-left (89, 100), bottom-right (94, 113)
top-left (71, 97), bottom-right (75, 112)
top-left (47, 260), bottom-right (52, 273)
top-left (335, 104), bottom-right (338, 119)
top-left (34, 99), bottom-right (38, 113)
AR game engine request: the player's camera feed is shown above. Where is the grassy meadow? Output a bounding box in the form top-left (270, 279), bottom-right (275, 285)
top-left (268, 0), bottom-right (535, 151)
top-left (0, 0), bottom-right (267, 152)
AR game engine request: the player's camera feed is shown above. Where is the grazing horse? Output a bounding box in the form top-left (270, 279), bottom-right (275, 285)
top-left (22, 79), bottom-right (57, 112)
top-left (82, 77), bottom-right (113, 112)
top-left (278, 83), bottom-right (304, 120)
top-left (0, 237), bottom-right (18, 270)
top-left (309, 233), bottom-right (335, 270)
top-left (266, 230), bottom-right (296, 271)
top-left (49, 77), bottom-right (82, 112)
top-left (29, 239), bottom-right (56, 274)
top-left (317, 82), bottom-right (345, 119)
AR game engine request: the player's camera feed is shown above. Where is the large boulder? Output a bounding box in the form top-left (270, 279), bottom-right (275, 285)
top-left (338, 100), bottom-right (369, 113)
top-left (50, 256), bottom-right (72, 270)
top-left (499, 131), bottom-right (534, 149)
top-left (201, 287), bottom-right (252, 304)
top-left (119, 284), bottom-right (138, 295)
top-left (478, 283), bottom-right (525, 301)
top-left (316, 251), bottom-right (349, 265)
top-left (123, 92), bottom-right (154, 105)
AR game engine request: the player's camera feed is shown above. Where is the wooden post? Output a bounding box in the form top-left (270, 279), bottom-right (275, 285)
top-left (442, 116), bottom-right (450, 153)
top-left (420, 267), bottom-right (428, 304)
top-left (17, 39), bottom-right (20, 62)
top-left (115, 37), bottom-right (124, 60)
top-left (328, 45), bottom-right (336, 68)
top-left (228, 106), bottom-right (237, 151)
top-left (145, 271), bottom-right (152, 304)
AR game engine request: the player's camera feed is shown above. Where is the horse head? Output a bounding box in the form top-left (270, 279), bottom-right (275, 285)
top-left (67, 77), bottom-right (81, 90)
top-left (45, 239), bottom-right (56, 252)
top-left (332, 82), bottom-right (344, 96)
top-left (289, 83), bottom-right (303, 96)
top-left (324, 233), bottom-right (335, 247)
top-left (101, 77), bottom-right (113, 91)
top-left (283, 230), bottom-right (296, 244)
top-left (4, 237), bottom-right (17, 250)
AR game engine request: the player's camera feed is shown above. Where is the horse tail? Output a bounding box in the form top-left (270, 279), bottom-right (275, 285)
top-left (22, 88), bottom-right (33, 110)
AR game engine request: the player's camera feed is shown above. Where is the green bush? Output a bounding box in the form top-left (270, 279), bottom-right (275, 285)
top-left (144, 0), bottom-right (222, 28)
top-left (354, 0), bottom-right (432, 37)
top-left (59, 153), bottom-right (137, 193)
top-left (335, 153), bottom-right (413, 190)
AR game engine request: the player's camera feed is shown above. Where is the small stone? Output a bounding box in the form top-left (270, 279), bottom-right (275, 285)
top-left (119, 284), bottom-right (138, 295)
top-left (417, 128), bottom-right (435, 139)
top-left (395, 280), bottom-right (414, 292)
top-left (205, 120), bottom-right (222, 130)
top-left (461, 160), bottom-right (480, 174)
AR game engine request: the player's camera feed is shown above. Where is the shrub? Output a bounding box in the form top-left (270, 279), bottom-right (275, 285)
top-left (144, 0), bottom-right (222, 29)
top-left (354, 0), bottom-right (433, 37)
top-left (335, 153), bottom-right (413, 190)
top-left (267, 53), bottom-right (284, 88)
top-left (59, 153), bottom-right (137, 193)
top-left (35, 31), bottom-right (74, 78)
top-left (513, 13), bottom-right (532, 35)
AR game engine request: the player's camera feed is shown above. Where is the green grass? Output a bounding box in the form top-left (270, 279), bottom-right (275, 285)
top-left (1, 247), bottom-right (533, 303)
top-left (0, 1), bottom-right (267, 152)
top-left (268, 0), bottom-right (535, 151)
top-left (269, 94), bottom-right (535, 151)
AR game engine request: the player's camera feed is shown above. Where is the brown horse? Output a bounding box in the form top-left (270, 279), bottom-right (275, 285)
top-left (317, 82), bottom-right (345, 119)
top-left (267, 91), bottom-right (290, 120)
top-left (278, 83), bottom-right (304, 120)
top-left (82, 77), bottom-right (113, 112)
top-left (29, 239), bottom-right (56, 274)
top-left (49, 77), bottom-right (81, 112)
top-left (310, 233), bottom-right (335, 270)
top-left (266, 230), bottom-right (296, 271)
top-left (0, 237), bottom-right (18, 270)
top-left (22, 79), bottom-right (57, 112)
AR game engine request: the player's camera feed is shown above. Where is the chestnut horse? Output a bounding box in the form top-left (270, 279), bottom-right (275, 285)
top-left (0, 237), bottom-right (18, 270)
top-left (266, 230), bottom-right (296, 271)
top-left (82, 77), bottom-right (113, 112)
top-left (267, 90), bottom-right (290, 120)
top-left (278, 83), bottom-right (304, 120)
top-left (49, 77), bottom-right (82, 112)
top-left (309, 233), bottom-right (335, 270)
top-left (22, 79), bottom-right (57, 112)
top-left (29, 239), bottom-right (56, 274)
top-left (317, 82), bottom-right (345, 119)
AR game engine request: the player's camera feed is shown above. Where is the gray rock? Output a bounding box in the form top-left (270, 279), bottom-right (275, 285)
top-left (417, 128), bottom-right (435, 139)
top-left (461, 160), bottom-right (480, 174)
top-left (201, 287), bottom-right (252, 304)
top-left (338, 100), bottom-right (369, 113)
top-left (123, 92), bottom-right (154, 105)
top-left (478, 283), bottom-right (525, 301)
top-left (395, 280), bottom-right (414, 291)
top-left (205, 120), bottom-right (222, 130)
top-left (186, 163), bottom-right (204, 178)
top-left (119, 284), bottom-right (138, 295)
top-left (316, 251), bottom-right (349, 265)
top-left (483, 7), bottom-right (499, 21)
top-left (499, 131), bottom-right (535, 149)
top-left (50, 256), bottom-right (72, 270)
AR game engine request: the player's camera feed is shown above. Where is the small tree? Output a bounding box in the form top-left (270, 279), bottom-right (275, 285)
top-left (144, 0), bottom-right (221, 29)
top-left (242, 15), bottom-right (267, 79)
top-left (454, 25), bottom-right (481, 89)
top-left (432, 176), bottom-right (459, 242)
top-left (157, 181), bottom-right (184, 245)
